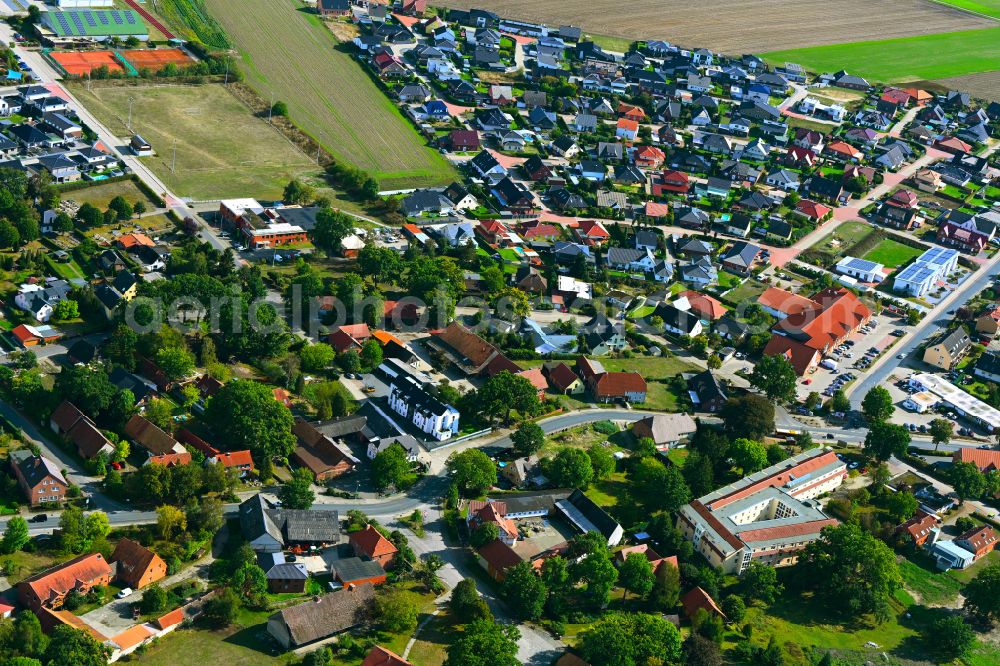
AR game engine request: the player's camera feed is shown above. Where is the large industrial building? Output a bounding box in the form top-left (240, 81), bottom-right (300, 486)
top-left (677, 448), bottom-right (847, 574)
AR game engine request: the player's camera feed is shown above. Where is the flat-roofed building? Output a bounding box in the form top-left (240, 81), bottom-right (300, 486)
top-left (677, 448), bottom-right (846, 574)
top-left (911, 373), bottom-right (1000, 431)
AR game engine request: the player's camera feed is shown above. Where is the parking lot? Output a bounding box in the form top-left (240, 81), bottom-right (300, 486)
top-left (887, 373), bottom-right (992, 440)
top-left (795, 314), bottom-right (911, 400)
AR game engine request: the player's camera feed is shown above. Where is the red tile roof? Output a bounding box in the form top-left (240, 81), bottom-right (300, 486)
top-left (546, 362), bottom-right (581, 391)
top-left (758, 287), bottom-right (820, 317)
top-left (896, 510), bottom-right (938, 542)
top-left (577, 220), bottom-right (610, 238)
top-left (679, 291), bottom-right (726, 320)
top-left (617, 118), bottom-right (639, 132)
top-left (477, 539), bottom-right (523, 572)
top-left (213, 450), bottom-right (254, 469)
top-left (593, 371), bottom-right (647, 398)
top-left (112, 624), bottom-right (155, 651)
top-left (773, 287), bottom-right (871, 354)
top-left (20, 553), bottom-right (113, 606)
top-left (644, 202), bottom-right (670, 217)
top-left (155, 607), bottom-right (185, 630)
top-left (796, 199), bottom-right (831, 220)
top-left (147, 451), bottom-right (191, 467)
top-left (737, 518), bottom-right (839, 543)
top-left (518, 367), bottom-right (548, 393)
top-left (350, 524), bottom-right (398, 559)
top-left (682, 586), bottom-right (725, 619)
top-left (361, 646), bottom-right (413, 666)
top-left (958, 525), bottom-right (997, 553)
top-left (953, 447), bottom-right (1000, 472)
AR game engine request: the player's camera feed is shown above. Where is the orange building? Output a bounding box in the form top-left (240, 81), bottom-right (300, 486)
top-left (112, 538), bottom-right (167, 589)
top-left (18, 553), bottom-right (113, 611)
top-left (350, 524), bottom-right (399, 569)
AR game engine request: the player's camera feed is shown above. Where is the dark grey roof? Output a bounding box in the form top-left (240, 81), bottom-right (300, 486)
top-left (267, 562), bottom-right (308, 580)
top-left (564, 488), bottom-right (620, 540)
top-left (276, 508), bottom-right (341, 543)
top-left (239, 494), bottom-right (284, 545)
top-left (334, 556), bottom-right (385, 582)
top-left (10, 449), bottom-right (65, 487)
top-left (687, 369), bottom-right (728, 404)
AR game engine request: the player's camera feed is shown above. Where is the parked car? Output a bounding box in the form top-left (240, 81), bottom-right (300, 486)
top-left (117, 588), bottom-right (133, 599)
top-left (30, 514), bottom-right (47, 523)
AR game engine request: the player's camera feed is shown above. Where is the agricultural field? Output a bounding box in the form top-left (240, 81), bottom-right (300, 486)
top-left (935, 0), bottom-right (1000, 19)
top-left (933, 69), bottom-right (1000, 101)
top-left (148, 0), bottom-right (232, 48)
top-left (436, 0), bottom-right (992, 52)
top-left (762, 26), bottom-right (1000, 83)
top-left (202, 0), bottom-right (457, 190)
top-left (69, 82), bottom-right (320, 200)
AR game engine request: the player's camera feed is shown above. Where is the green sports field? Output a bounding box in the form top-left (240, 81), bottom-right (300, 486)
top-left (934, 0), bottom-right (1000, 20)
top-left (762, 26), bottom-right (1000, 82)
top-left (202, 0), bottom-right (457, 190)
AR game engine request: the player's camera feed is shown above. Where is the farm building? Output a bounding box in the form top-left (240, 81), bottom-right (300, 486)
top-left (39, 10), bottom-right (149, 45)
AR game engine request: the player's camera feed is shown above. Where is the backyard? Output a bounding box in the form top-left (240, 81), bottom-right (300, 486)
top-left (799, 220), bottom-right (877, 267)
top-left (202, 0), bottom-right (457, 190)
top-left (70, 82), bottom-right (320, 200)
top-left (863, 238), bottom-right (925, 268)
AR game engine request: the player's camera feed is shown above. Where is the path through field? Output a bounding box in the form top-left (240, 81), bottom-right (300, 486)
top-left (204, 0), bottom-right (457, 190)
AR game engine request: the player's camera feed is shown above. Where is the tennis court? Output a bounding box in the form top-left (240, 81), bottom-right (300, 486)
top-left (50, 50), bottom-right (123, 76)
top-left (121, 48), bottom-right (194, 69)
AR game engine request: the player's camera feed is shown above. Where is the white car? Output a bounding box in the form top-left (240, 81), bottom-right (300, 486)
top-left (116, 587), bottom-right (133, 599)
top-left (897, 353), bottom-right (906, 359)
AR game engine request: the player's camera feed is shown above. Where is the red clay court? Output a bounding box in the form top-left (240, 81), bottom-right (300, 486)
top-left (121, 48), bottom-right (194, 70)
top-left (50, 51), bottom-right (122, 76)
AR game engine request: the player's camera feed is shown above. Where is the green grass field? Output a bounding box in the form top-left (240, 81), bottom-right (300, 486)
top-left (863, 238), bottom-right (924, 268)
top-left (63, 179), bottom-right (160, 211)
top-left (202, 0), bottom-right (457, 190)
top-left (70, 83), bottom-right (320, 200)
top-left (763, 27), bottom-right (1000, 82)
top-left (935, 0), bottom-right (1000, 19)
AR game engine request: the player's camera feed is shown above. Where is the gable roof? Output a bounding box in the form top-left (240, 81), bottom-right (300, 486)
top-left (682, 586), bottom-right (725, 619)
top-left (124, 414), bottom-right (179, 456)
top-left (19, 553), bottom-right (112, 605)
top-left (362, 646), bottom-right (413, 666)
top-left (270, 584), bottom-right (375, 646)
top-left (10, 449), bottom-right (65, 488)
top-left (111, 538), bottom-right (164, 583)
top-left (350, 524), bottom-right (399, 559)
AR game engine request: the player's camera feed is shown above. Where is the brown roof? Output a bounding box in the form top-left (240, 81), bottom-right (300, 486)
top-left (477, 539), bottom-right (523, 572)
top-left (361, 646), bottom-right (413, 666)
top-left (350, 525), bottom-right (398, 559)
top-left (546, 363), bottom-right (580, 391)
top-left (763, 335), bottom-right (821, 376)
top-left (37, 606), bottom-right (109, 642)
top-left (270, 583), bottom-right (375, 646)
top-left (50, 400), bottom-right (84, 431)
top-left (66, 418), bottom-right (113, 459)
top-left (111, 538), bottom-right (164, 585)
top-left (593, 372), bottom-right (647, 397)
top-left (518, 367), bottom-right (547, 392)
top-left (293, 420), bottom-right (358, 476)
top-left (774, 287), bottom-right (871, 353)
top-left (953, 447), bottom-right (1000, 472)
top-left (20, 553), bottom-right (113, 606)
top-left (124, 414), bottom-right (179, 455)
top-left (682, 586), bottom-right (725, 619)
top-left (958, 525), bottom-right (997, 551)
top-left (737, 518), bottom-right (839, 543)
top-left (708, 450), bottom-right (842, 510)
top-left (897, 510), bottom-right (938, 541)
top-left (433, 321), bottom-right (497, 367)
top-left (177, 427), bottom-right (219, 456)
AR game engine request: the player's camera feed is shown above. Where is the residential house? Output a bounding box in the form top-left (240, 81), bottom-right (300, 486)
top-left (10, 449), bottom-right (66, 506)
top-left (896, 511), bottom-right (940, 546)
top-left (239, 494), bottom-right (341, 553)
top-left (687, 369), bottom-right (728, 412)
top-left (656, 302), bottom-right (703, 337)
top-left (49, 400), bottom-right (114, 459)
top-left (922, 327), bottom-right (971, 370)
top-left (350, 524), bottom-right (399, 568)
top-left (385, 370), bottom-right (459, 441)
top-left (111, 538), bottom-right (167, 590)
top-left (293, 419), bottom-right (360, 482)
top-left (267, 584), bottom-right (375, 649)
top-left (593, 371), bottom-right (647, 404)
top-left (720, 241), bottom-right (762, 276)
top-left (631, 413), bottom-right (696, 449)
top-left (18, 553), bottom-right (113, 611)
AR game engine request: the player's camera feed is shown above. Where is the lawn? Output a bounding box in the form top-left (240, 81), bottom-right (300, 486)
top-left (406, 612), bottom-right (451, 666)
top-left (599, 356), bottom-right (698, 377)
top-left (82, 214), bottom-right (175, 242)
top-left (724, 278), bottom-right (768, 304)
top-left (716, 271), bottom-right (743, 290)
top-left (45, 255), bottom-right (86, 281)
top-left (935, 0), bottom-right (1000, 19)
top-left (627, 304), bottom-right (655, 319)
top-left (128, 617), bottom-right (286, 666)
top-left (897, 557), bottom-right (962, 605)
top-left (202, 0), bottom-right (457, 190)
top-left (71, 83), bottom-right (319, 200)
top-left (762, 27), bottom-right (1000, 82)
top-left (863, 238), bottom-right (924, 268)
top-left (800, 220), bottom-right (876, 266)
top-left (587, 33), bottom-right (634, 53)
top-left (62, 179), bottom-right (160, 211)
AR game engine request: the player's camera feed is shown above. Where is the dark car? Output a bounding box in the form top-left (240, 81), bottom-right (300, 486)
top-left (30, 513), bottom-right (48, 523)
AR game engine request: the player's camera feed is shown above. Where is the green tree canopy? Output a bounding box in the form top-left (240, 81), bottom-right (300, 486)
top-left (861, 386), bottom-right (894, 424)
top-left (204, 380), bottom-right (296, 464)
top-left (502, 561), bottom-right (547, 621)
top-left (749, 354), bottom-right (797, 402)
top-left (863, 422), bottom-right (911, 462)
top-left (578, 613), bottom-right (682, 666)
top-left (511, 421), bottom-right (545, 457)
top-left (443, 619), bottom-right (520, 666)
top-left (546, 447), bottom-right (594, 489)
top-left (446, 449), bottom-right (497, 497)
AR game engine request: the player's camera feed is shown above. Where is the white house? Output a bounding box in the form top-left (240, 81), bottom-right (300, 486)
top-left (835, 256), bottom-right (884, 283)
top-left (893, 247), bottom-right (959, 297)
top-left (386, 374), bottom-right (459, 441)
top-left (15, 279), bottom-right (72, 322)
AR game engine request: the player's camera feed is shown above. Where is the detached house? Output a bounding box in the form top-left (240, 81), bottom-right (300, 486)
top-left (10, 449), bottom-right (66, 506)
top-left (111, 538), bottom-right (167, 590)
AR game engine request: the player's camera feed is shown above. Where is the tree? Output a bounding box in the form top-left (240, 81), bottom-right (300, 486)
top-left (799, 523), bottom-right (901, 622)
top-left (682, 451), bottom-right (715, 497)
top-left (450, 578), bottom-right (492, 622)
top-left (478, 371), bottom-right (540, 424)
top-left (511, 422), bottom-right (544, 456)
top-left (371, 442), bottom-right (412, 492)
top-left (201, 587), bottom-right (239, 627)
top-left (232, 560), bottom-right (267, 607)
top-left (299, 343), bottom-right (335, 372)
top-left (502, 561), bottom-right (547, 620)
top-left (204, 380), bottom-right (296, 464)
top-left (375, 588), bottom-right (418, 632)
top-left (578, 613), bottom-right (682, 666)
top-left (619, 552), bottom-right (654, 599)
top-left (492, 287), bottom-right (530, 319)
top-left (631, 457), bottom-right (691, 513)
top-left (0, 221), bottom-right (18, 249)
top-left (359, 338), bottom-right (383, 370)
top-left (357, 245), bottom-right (401, 285)
top-left (721, 395), bottom-right (774, 440)
top-left (187, 496), bottom-right (225, 538)
top-left (470, 522), bottom-right (500, 548)
top-left (108, 195), bottom-right (133, 221)
top-left (312, 207), bottom-right (354, 254)
top-left (144, 398), bottom-right (174, 431)
top-left (706, 354), bottom-right (722, 370)
top-left (283, 178), bottom-right (312, 204)
top-left (9, 610), bottom-right (47, 659)
top-left (766, 443), bottom-right (788, 465)
top-left (105, 324), bottom-right (138, 370)
top-left (649, 559), bottom-right (680, 611)
top-left (446, 449), bottom-right (497, 496)
top-left (1, 516), bottom-right (29, 554)
top-left (58, 505), bottom-right (85, 553)
top-left (546, 447), bottom-right (594, 489)
top-left (571, 544), bottom-right (618, 608)
top-left (139, 584), bottom-right (167, 614)
top-left (683, 634), bottom-right (723, 666)
top-left (480, 265), bottom-right (505, 295)
top-left (728, 438), bottom-right (768, 475)
top-left (884, 491), bottom-right (918, 522)
top-left (830, 389), bottom-right (851, 413)
top-left (156, 505), bottom-right (186, 540)
top-left (861, 386), bottom-right (894, 424)
top-left (964, 561), bottom-right (1000, 623)
top-left (132, 200), bottom-right (146, 217)
top-left (53, 299), bottom-right (79, 321)
top-left (721, 595), bottom-right (746, 623)
top-left (444, 619), bottom-right (520, 666)
top-left (588, 443), bottom-right (616, 480)
top-left (930, 418), bottom-right (953, 452)
top-left (863, 422), bottom-right (911, 462)
top-left (741, 561), bottom-right (783, 603)
top-left (43, 625), bottom-right (112, 666)
top-left (933, 615), bottom-right (975, 660)
top-left (749, 354), bottom-right (797, 402)
top-left (279, 468), bottom-right (315, 509)
top-left (271, 100), bottom-right (289, 118)
top-left (951, 461), bottom-right (986, 502)
top-left (155, 346), bottom-right (195, 381)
